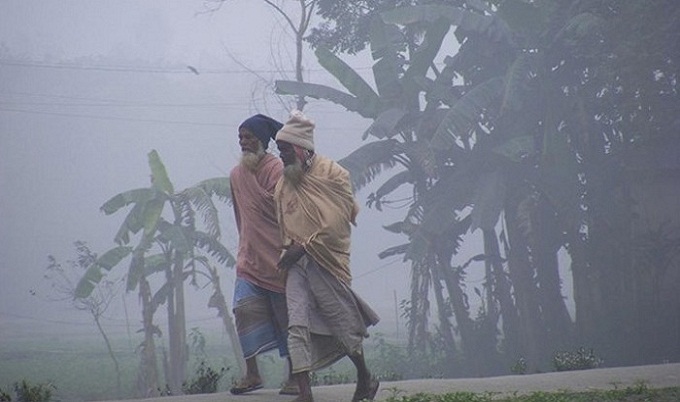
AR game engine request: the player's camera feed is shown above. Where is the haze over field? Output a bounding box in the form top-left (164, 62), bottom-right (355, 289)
top-left (0, 1), bottom-right (432, 341)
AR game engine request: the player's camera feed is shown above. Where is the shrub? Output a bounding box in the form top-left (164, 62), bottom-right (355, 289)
top-left (552, 347), bottom-right (603, 372)
top-left (182, 361), bottom-right (226, 394)
top-left (0, 380), bottom-right (55, 402)
top-left (510, 357), bottom-right (527, 375)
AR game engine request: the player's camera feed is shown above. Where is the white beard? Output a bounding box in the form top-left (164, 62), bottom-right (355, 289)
top-left (240, 147), bottom-right (265, 172)
top-left (283, 160), bottom-right (304, 187)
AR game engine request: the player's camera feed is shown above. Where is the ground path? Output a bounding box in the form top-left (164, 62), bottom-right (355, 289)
top-left (97, 363), bottom-right (680, 402)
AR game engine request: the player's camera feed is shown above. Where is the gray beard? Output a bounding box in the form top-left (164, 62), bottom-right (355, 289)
top-left (283, 161), bottom-right (304, 187)
top-left (240, 149), bottom-right (265, 172)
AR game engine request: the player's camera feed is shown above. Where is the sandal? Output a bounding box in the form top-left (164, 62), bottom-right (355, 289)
top-left (278, 381), bottom-right (300, 395)
top-left (230, 380), bottom-right (263, 395)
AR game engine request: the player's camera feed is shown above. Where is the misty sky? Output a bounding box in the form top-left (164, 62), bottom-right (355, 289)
top-left (0, 1), bottom-right (422, 339)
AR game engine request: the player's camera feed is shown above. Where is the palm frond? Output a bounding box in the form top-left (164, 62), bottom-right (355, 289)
top-left (100, 188), bottom-right (157, 215)
top-left (141, 198), bottom-right (164, 239)
top-left (553, 12), bottom-right (604, 46)
top-left (431, 76), bottom-right (504, 150)
top-left (275, 80), bottom-right (366, 117)
top-left (381, 5), bottom-right (511, 43)
top-left (369, 170), bottom-right (413, 211)
top-left (126, 237), bottom-right (152, 292)
top-left (378, 243), bottom-right (410, 260)
top-left (404, 18), bottom-right (450, 80)
top-left (363, 107), bottom-right (407, 140)
top-left (74, 246), bottom-right (132, 298)
top-left (315, 46), bottom-right (381, 116)
top-left (151, 281), bottom-right (172, 309)
top-left (148, 150), bottom-right (174, 195)
top-left (369, 17), bottom-right (405, 101)
top-left (338, 139), bottom-right (400, 191)
top-left (469, 171), bottom-right (506, 233)
top-left (179, 185), bottom-right (221, 239)
top-left (156, 220), bottom-right (192, 254)
top-left (501, 53), bottom-right (532, 113)
top-left (113, 203), bottom-right (145, 245)
top-left (383, 220), bottom-right (418, 236)
top-left (144, 253), bottom-right (170, 276)
top-left (194, 177), bottom-right (231, 204)
top-left (192, 231), bottom-right (235, 267)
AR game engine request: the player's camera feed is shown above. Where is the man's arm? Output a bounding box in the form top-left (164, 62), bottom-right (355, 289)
top-left (277, 243), bottom-right (305, 271)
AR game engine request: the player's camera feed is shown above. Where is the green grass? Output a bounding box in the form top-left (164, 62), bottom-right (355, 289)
top-left (0, 332), bottom-right (248, 401)
top-left (379, 386), bottom-right (680, 402)
top-left (2, 332), bottom-right (677, 402)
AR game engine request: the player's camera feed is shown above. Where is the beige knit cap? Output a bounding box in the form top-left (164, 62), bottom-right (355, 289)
top-left (275, 110), bottom-right (315, 150)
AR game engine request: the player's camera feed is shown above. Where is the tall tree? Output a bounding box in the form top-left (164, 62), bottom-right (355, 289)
top-left (276, 6), bottom-right (514, 374)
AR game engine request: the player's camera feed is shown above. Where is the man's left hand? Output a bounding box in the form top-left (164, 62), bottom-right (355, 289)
top-left (277, 243), bottom-right (305, 271)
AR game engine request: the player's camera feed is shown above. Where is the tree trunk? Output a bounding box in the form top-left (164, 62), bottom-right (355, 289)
top-left (483, 229), bottom-right (520, 364)
top-left (439, 262), bottom-right (477, 374)
top-left (167, 252), bottom-right (187, 394)
top-left (137, 277), bottom-right (160, 397)
top-left (406, 261), bottom-right (431, 357)
top-left (429, 255), bottom-right (457, 374)
top-left (504, 189), bottom-right (546, 371)
top-left (532, 197), bottom-right (573, 351)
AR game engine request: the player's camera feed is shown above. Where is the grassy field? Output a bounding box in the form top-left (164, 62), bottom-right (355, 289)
top-left (0, 331), bottom-right (254, 401)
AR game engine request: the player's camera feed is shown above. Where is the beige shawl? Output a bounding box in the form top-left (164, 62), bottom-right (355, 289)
top-left (274, 155), bottom-right (359, 285)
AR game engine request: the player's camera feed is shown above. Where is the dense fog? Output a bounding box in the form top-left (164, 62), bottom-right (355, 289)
top-left (0, 1), bottom-right (444, 342)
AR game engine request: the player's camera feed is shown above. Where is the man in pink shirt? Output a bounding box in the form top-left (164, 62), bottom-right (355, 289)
top-left (229, 114), bottom-right (297, 396)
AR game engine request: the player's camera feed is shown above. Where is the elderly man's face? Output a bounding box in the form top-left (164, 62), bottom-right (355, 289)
top-left (277, 140), bottom-right (305, 186)
top-left (239, 127), bottom-right (265, 171)
top-left (276, 140), bottom-right (297, 166)
top-left (238, 127), bottom-right (262, 154)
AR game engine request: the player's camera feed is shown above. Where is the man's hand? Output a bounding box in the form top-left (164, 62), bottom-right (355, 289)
top-left (278, 243), bottom-right (306, 271)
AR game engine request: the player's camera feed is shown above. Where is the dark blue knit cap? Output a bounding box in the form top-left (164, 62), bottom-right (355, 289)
top-left (239, 114), bottom-right (284, 149)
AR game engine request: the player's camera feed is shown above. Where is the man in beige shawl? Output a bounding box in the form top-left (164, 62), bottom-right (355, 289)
top-left (274, 110), bottom-right (380, 402)
top-left (229, 114), bottom-right (297, 396)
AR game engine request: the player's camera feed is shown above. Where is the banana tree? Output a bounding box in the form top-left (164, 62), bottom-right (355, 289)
top-left (76, 150), bottom-right (236, 395)
top-left (276, 6), bottom-right (520, 375)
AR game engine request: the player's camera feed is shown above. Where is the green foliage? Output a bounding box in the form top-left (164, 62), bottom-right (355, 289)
top-left (552, 347), bottom-right (603, 372)
top-left (381, 386), bottom-right (680, 402)
top-left (181, 361), bottom-right (226, 395)
top-left (510, 357), bottom-right (527, 375)
top-left (367, 334), bottom-right (407, 381)
top-left (365, 333), bottom-right (459, 380)
top-left (383, 391), bottom-right (493, 402)
top-left (9, 380), bottom-right (54, 402)
top-left (188, 327), bottom-right (207, 359)
top-left (74, 245), bottom-right (131, 298)
top-left (310, 367), bottom-right (352, 386)
top-left (0, 388), bottom-right (11, 402)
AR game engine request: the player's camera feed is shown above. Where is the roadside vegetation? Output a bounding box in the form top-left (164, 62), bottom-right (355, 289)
top-left (1, 329), bottom-right (676, 401)
top-left (380, 386), bottom-right (680, 402)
